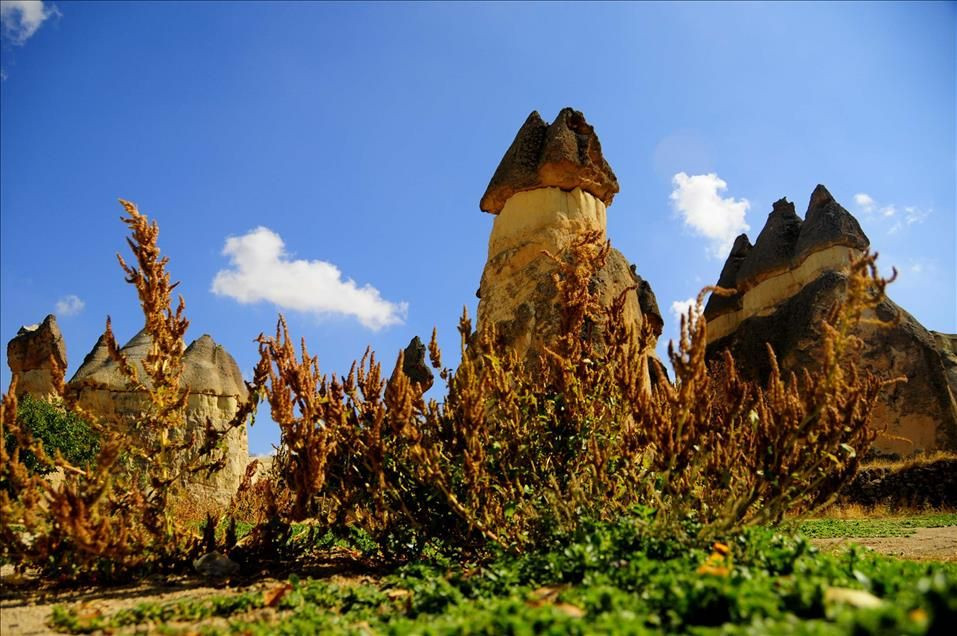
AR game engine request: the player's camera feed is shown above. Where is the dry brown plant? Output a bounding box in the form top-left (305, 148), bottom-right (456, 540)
top-left (1, 205), bottom-right (895, 576)
top-left (0, 200), bottom-right (248, 581)
top-left (250, 232), bottom-right (894, 557)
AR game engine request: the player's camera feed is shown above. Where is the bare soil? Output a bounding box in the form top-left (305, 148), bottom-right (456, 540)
top-left (0, 570), bottom-right (287, 636)
top-left (811, 525), bottom-right (957, 562)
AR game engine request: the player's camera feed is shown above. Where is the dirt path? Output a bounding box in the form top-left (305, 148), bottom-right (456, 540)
top-left (811, 526), bottom-right (957, 562)
top-left (0, 573), bottom-right (279, 636)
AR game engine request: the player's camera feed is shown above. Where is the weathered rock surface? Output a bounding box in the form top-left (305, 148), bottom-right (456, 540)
top-left (839, 457), bottom-right (957, 508)
top-left (66, 329), bottom-right (249, 507)
top-left (6, 314), bottom-right (66, 400)
top-left (401, 336), bottom-right (433, 389)
top-left (480, 108), bottom-right (619, 215)
top-left (477, 109), bottom-right (661, 386)
top-left (704, 185), bottom-right (957, 454)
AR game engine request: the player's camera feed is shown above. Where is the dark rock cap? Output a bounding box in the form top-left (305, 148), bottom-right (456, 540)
top-left (706, 185), bottom-right (873, 315)
top-left (794, 184), bottom-right (869, 263)
top-left (480, 108), bottom-right (619, 214)
top-left (704, 234), bottom-right (753, 320)
top-left (736, 198), bottom-right (804, 288)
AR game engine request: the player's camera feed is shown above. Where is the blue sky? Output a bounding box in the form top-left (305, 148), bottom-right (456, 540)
top-left (2, 1), bottom-right (954, 455)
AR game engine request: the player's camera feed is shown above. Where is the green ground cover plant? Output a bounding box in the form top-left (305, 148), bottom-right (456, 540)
top-left (799, 513), bottom-right (957, 539)
top-left (49, 520), bottom-right (957, 635)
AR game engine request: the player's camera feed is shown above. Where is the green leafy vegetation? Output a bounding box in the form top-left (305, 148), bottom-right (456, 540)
top-left (2, 395), bottom-right (98, 477)
top-left (50, 520), bottom-right (957, 635)
top-left (799, 513), bottom-right (957, 539)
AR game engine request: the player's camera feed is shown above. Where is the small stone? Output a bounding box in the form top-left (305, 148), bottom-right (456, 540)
top-left (193, 551), bottom-right (240, 578)
top-left (824, 587), bottom-right (884, 610)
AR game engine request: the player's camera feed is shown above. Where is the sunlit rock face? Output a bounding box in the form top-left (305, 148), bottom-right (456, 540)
top-left (6, 314), bottom-right (67, 400)
top-left (477, 108), bottom-right (662, 385)
top-left (704, 185), bottom-right (957, 455)
top-left (67, 330), bottom-right (249, 508)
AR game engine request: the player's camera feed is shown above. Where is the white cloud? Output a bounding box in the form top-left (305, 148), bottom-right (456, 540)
top-left (904, 206), bottom-right (929, 226)
top-left (1, 1), bottom-right (59, 45)
top-left (669, 297), bottom-right (700, 327)
top-left (853, 193), bottom-right (875, 213)
top-left (852, 192), bottom-right (930, 236)
top-left (55, 294), bottom-right (84, 316)
top-left (211, 227), bottom-right (407, 331)
top-left (670, 172), bottom-right (750, 257)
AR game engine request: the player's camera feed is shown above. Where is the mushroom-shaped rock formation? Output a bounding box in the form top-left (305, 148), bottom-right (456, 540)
top-left (67, 330), bottom-right (249, 507)
top-left (6, 314), bottom-right (67, 400)
top-left (704, 185), bottom-right (957, 455)
top-left (476, 108), bottom-right (661, 386)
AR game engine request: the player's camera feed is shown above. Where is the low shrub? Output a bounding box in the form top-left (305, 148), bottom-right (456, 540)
top-left (2, 395), bottom-right (98, 478)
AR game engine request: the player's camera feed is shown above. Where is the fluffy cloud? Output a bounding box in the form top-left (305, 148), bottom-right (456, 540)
top-left (670, 172), bottom-right (750, 257)
top-left (211, 227), bottom-right (407, 331)
top-left (669, 297), bottom-right (701, 328)
top-left (55, 294), bottom-right (84, 316)
top-left (1, 1), bottom-right (59, 45)
top-left (853, 193), bottom-right (875, 213)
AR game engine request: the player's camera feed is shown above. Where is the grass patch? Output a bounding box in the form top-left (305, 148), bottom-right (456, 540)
top-left (799, 513), bottom-right (957, 539)
top-left (50, 520), bottom-right (957, 635)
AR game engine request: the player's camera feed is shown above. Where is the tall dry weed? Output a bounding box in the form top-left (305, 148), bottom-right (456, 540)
top-left (0, 201), bottom-right (247, 580)
top-left (250, 232), bottom-right (893, 557)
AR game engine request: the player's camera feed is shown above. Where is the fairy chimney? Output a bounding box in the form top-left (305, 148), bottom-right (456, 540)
top-left (6, 314), bottom-right (67, 400)
top-left (704, 185), bottom-right (957, 455)
top-left (66, 329), bottom-right (249, 507)
top-left (477, 108), bottom-right (661, 382)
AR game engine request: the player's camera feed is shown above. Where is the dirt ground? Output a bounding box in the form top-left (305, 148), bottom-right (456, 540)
top-left (2, 527), bottom-right (955, 635)
top-left (0, 571), bottom-right (286, 636)
top-left (810, 525), bottom-right (957, 562)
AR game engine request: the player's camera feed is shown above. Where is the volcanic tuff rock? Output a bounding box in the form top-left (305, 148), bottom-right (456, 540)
top-left (6, 314), bottom-right (66, 400)
top-left (476, 108), bottom-right (661, 386)
top-left (480, 108), bottom-right (620, 215)
top-left (704, 185), bottom-right (957, 455)
top-left (67, 329), bottom-right (249, 507)
top-left (401, 336), bottom-right (434, 390)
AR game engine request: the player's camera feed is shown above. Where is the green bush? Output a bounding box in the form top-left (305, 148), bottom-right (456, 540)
top-left (5, 394), bottom-right (99, 476)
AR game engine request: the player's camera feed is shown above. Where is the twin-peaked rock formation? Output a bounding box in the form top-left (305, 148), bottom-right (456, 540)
top-left (6, 322), bottom-right (248, 507)
top-left (66, 329), bottom-right (249, 506)
top-left (704, 186), bottom-right (957, 455)
top-left (477, 108), bottom-right (663, 384)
